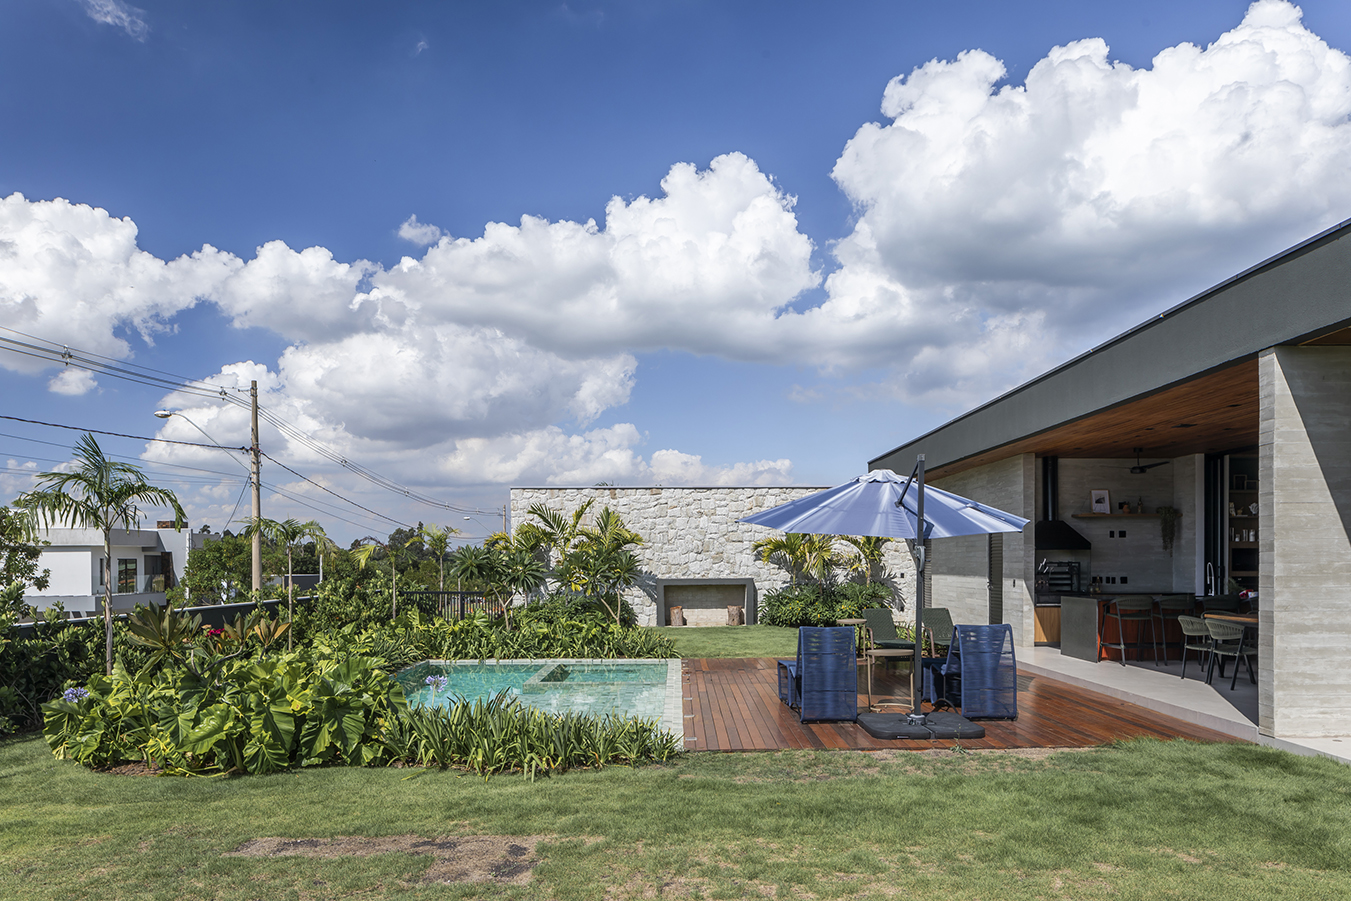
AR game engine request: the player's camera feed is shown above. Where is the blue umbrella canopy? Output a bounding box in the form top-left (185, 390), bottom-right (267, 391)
top-left (738, 469), bottom-right (1028, 539)
top-left (739, 464), bottom-right (1029, 720)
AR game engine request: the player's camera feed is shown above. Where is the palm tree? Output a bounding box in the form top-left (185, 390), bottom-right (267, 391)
top-left (562, 507), bottom-right (644, 627)
top-left (753, 533), bottom-right (843, 587)
top-left (240, 517), bottom-right (333, 648)
top-left (18, 433), bottom-right (185, 674)
top-left (352, 536), bottom-right (406, 618)
top-left (410, 523), bottom-right (460, 592)
top-left (841, 535), bottom-right (892, 585)
top-left (515, 499), bottom-right (593, 587)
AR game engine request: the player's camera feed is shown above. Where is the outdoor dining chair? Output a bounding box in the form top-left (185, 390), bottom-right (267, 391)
top-left (1205, 619), bottom-right (1258, 690)
top-left (861, 607), bottom-right (915, 652)
top-left (1176, 614), bottom-right (1212, 681)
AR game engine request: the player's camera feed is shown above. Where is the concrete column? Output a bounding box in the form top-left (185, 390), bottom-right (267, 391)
top-left (1171, 454), bottom-right (1205, 595)
top-left (930, 454), bottom-right (1036, 646)
top-left (1259, 346), bottom-right (1351, 738)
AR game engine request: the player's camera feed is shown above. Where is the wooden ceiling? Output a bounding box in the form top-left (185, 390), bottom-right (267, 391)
top-left (928, 359), bottom-right (1259, 479)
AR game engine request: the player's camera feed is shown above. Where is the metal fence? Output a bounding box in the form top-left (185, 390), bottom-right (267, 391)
top-left (399, 590), bottom-right (505, 621)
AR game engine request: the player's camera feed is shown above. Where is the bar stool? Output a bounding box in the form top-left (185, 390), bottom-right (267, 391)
top-left (1153, 595), bottom-right (1195, 664)
top-left (1099, 597), bottom-right (1157, 666)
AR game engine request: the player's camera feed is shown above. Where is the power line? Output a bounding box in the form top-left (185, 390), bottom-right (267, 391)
top-left (0, 414), bottom-right (243, 451)
top-left (2, 328), bottom-right (497, 517)
top-left (0, 430), bottom-right (249, 480)
top-left (260, 450), bottom-right (412, 529)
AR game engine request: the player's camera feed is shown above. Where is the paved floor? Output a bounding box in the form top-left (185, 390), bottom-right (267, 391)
top-left (1023, 646), bottom-right (1351, 765)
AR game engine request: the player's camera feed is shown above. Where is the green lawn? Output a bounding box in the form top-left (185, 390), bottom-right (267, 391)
top-left (648, 624), bottom-right (799, 658)
top-left (3, 733), bottom-right (1349, 900)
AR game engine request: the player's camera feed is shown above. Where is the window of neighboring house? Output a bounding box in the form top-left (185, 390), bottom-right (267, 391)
top-left (144, 554), bottom-right (165, 592)
top-left (117, 558), bottom-right (137, 594)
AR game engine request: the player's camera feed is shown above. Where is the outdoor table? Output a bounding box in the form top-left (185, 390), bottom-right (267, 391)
top-left (836, 618), bottom-right (866, 657)
top-left (1203, 612), bottom-right (1258, 626)
top-left (864, 647), bottom-right (913, 710)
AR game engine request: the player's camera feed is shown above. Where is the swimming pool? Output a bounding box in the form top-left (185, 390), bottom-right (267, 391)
top-left (394, 659), bottom-right (684, 738)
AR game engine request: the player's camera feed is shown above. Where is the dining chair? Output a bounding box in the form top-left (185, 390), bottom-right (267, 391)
top-left (1205, 619), bottom-right (1258, 690)
top-left (1176, 615), bottom-right (1212, 681)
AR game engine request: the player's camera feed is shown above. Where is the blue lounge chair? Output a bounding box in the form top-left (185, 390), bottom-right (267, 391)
top-left (777, 626), bottom-right (857, 722)
top-left (926, 623), bottom-right (1017, 720)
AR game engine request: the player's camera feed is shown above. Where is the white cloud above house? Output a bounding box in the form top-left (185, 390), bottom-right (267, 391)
top-left (4, 0), bottom-right (1350, 500)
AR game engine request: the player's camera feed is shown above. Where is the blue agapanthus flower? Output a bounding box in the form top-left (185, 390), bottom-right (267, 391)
top-left (424, 675), bottom-right (449, 692)
top-left (62, 687), bottom-right (89, 703)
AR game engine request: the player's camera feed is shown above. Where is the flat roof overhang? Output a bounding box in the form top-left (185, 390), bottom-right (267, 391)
top-left (871, 217), bottom-right (1351, 481)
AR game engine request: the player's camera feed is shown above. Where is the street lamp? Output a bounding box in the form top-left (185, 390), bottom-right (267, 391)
top-left (154, 406), bottom-right (262, 593)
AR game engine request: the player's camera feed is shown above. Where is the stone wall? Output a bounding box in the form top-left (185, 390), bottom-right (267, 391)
top-left (509, 486), bottom-right (918, 626)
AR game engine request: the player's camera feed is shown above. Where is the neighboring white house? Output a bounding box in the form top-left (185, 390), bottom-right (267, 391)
top-left (24, 523), bottom-right (209, 615)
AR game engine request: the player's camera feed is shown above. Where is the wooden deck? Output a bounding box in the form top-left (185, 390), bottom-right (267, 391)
top-left (681, 658), bottom-right (1239, 751)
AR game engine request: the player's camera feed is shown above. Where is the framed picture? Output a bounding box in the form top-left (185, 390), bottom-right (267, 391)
top-left (1090, 490), bottom-right (1110, 514)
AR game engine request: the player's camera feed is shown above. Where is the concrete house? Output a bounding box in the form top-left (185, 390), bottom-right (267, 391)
top-left (870, 217), bottom-right (1351, 743)
top-left (24, 523), bottom-right (207, 616)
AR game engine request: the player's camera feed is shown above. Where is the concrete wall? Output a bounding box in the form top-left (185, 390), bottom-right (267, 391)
top-left (1259, 346), bottom-right (1351, 738)
top-left (1173, 454), bottom-right (1206, 596)
top-left (1055, 458), bottom-right (1180, 592)
top-left (510, 486), bottom-right (918, 626)
top-left (929, 454), bottom-right (1036, 646)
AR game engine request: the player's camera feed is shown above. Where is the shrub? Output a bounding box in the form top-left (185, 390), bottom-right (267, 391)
top-left (383, 693), bottom-right (679, 777)
top-left (43, 650), bottom-right (408, 774)
top-left (322, 602), bottom-right (676, 670)
top-left (1, 620), bottom-right (151, 736)
top-left (759, 582), bottom-right (892, 628)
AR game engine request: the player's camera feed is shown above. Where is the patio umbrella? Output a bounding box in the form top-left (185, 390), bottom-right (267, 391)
top-left (739, 457), bottom-right (1029, 717)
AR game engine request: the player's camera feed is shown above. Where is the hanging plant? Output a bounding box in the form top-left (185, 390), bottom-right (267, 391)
top-left (1157, 506), bottom-right (1180, 555)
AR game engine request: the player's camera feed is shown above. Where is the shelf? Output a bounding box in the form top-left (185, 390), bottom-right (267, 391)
top-left (1231, 570), bottom-right (1258, 577)
top-left (1229, 542), bottom-right (1258, 548)
top-left (1229, 514), bottom-right (1258, 519)
top-left (1072, 513), bottom-right (1174, 519)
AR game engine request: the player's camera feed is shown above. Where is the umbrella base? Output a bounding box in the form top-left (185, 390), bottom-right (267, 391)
top-left (856, 710), bottom-right (986, 740)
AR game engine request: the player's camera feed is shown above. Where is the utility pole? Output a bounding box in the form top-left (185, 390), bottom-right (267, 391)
top-left (250, 379), bottom-right (262, 594)
top-left (502, 504), bottom-right (508, 535)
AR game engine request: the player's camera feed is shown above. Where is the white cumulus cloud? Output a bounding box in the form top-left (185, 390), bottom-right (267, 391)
top-left (397, 214), bottom-right (441, 245)
top-left (47, 368), bottom-right (99, 396)
top-left (813, 0), bottom-right (1351, 399)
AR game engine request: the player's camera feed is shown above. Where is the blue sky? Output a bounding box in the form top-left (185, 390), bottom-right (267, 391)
top-left (3, 1), bottom-right (1351, 543)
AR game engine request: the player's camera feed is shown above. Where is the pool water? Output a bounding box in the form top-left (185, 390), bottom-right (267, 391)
top-left (396, 659), bottom-right (673, 722)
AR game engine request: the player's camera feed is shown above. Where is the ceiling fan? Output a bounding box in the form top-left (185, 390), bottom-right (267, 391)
top-left (1130, 448), bottom-right (1170, 474)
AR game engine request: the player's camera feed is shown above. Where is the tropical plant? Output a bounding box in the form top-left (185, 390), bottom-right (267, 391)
top-left (759, 582), bottom-right (890, 628)
top-left (352, 535), bottom-right (410, 618)
top-left (42, 650), bottom-right (407, 774)
top-left (560, 507), bottom-right (644, 627)
top-left (515, 499), bottom-right (594, 588)
top-left (240, 517), bottom-right (333, 649)
top-left (17, 434), bottom-right (185, 674)
top-left (752, 533), bottom-right (843, 587)
top-left (1, 505), bottom-right (50, 635)
top-left (840, 535), bottom-right (892, 585)
top-left (411, 523), bottom-right (460, 592)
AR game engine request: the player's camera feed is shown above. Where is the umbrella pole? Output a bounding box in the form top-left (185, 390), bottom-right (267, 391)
top-left (912, 454), bottom-right (926, 717)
